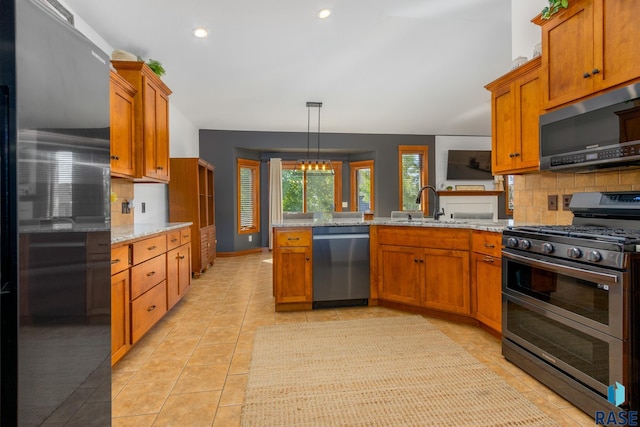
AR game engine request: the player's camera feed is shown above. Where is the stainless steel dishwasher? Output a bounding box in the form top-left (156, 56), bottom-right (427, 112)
top-left (312, 226), bottom-right (370, 308)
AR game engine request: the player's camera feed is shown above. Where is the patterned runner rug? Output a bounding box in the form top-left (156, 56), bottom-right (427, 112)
top-left (241, 315), bottom-right (559, 426)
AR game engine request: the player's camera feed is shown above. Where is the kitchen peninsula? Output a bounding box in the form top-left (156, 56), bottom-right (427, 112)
top-left (272, 218), bottom-right (509, 335)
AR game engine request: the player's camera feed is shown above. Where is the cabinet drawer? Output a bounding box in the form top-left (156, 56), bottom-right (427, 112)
top-left (130, 254), bottom-right (167, 299)
top-left (276, 229), bottom-right (311, 247)
top-left (472, 231), bottom-right (502, 258)
top-left (376, 226), bottom-right (469, 250)
top-left (111, 245), bottom-right (131, 275)
top-left (180, 227), bottom-right (191, 244)
top-left (131, 281), bottom-right (167, 343)
top-left (167, 230), bottom-right (181, 250)
top-left (132, 234), bottom-right (167, 265)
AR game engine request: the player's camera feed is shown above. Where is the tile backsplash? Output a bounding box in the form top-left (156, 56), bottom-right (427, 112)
top-left (512, 168), bottom-right (640, 224)
top-left (111, 178), bottom-right (134, 227)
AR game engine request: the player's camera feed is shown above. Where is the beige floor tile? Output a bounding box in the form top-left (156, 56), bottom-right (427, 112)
top-left (188, 343), bottom-right (236, 366)
top-left (152, 391), bottom-right (221, 427)
top-left (212, 404), bottom-right (242, 427)
top-left (172, 364), bottom-right (229, 394)
top-left (219, 374), bottom-right (248, 406)
top-left (112, 380), bottom-right (174, 417)
top-left (112, 252), bottom-right (591, 427)
top-left (112, 414), bottom-right (157, 427)
top-left (228, 350), bottom-right (251, 375)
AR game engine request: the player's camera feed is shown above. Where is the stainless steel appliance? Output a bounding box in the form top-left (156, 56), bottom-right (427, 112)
top-left (502, 191), bottom-right (640, 417)
top-left (539, 81), bottom-right (640, 172)
top-left (0, 0), bottom-right (111, 425)
top-left (312, 226), bottom-right (370, 308)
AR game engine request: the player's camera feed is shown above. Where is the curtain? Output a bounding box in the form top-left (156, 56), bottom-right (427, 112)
top-left (268, 158), bottom-right (283, 250)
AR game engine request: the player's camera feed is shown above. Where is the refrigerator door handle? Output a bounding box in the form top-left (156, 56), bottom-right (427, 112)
top-left (0, 85), bottom-right (10, 295)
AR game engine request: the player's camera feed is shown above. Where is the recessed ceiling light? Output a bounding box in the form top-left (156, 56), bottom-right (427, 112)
top-left (318, 8), bottom-right (331, 19)
top-left (193, 27), bottom-right (208, 38)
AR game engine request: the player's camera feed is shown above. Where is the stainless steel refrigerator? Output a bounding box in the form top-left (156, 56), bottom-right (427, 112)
top-left (0, 0), bottom-right (111, 425)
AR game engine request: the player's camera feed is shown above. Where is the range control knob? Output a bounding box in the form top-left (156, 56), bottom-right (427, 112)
top-left (567, 247), bottom-right (583, 259)
top-left (519, 239), bottom-right (531, 250)
top-left (542, 243), bottom-right (554, 254)
top-left (506, 237), bottom-right (519, 248)
top-left (586, 251), bottom-right (602, 262)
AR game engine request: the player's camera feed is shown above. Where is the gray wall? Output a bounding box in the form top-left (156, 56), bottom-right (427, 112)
top-left (199, 130), bottom-right (436, 253)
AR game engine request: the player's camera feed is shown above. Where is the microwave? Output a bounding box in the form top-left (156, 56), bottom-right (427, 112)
top-left (539, 82), bottom-right (640, 172)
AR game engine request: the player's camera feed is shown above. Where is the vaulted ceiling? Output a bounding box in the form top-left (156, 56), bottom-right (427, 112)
top-left (62, 0), bottom-right (512, 136)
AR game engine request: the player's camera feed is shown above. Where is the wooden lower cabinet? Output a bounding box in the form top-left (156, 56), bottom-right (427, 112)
top-left (273, 228), bottom-right (312, 311)
top-left (111, 269), bottom-right (130, 365)
top-left (111, 225), bottom-right (192, 364)
top-left (377, 245), bottom-right (422, 306)
top-left (421, 248), bottom-right (470, 315)
top-left (471, 231), bottom-right (503, 333)
top-left (375, 226), bottom-right (471, 316)
top-left (167, 243), bottom-right (191, 310)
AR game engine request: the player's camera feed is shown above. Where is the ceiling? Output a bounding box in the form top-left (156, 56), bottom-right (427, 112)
top-left (62, 0), bottom-right (512, 136)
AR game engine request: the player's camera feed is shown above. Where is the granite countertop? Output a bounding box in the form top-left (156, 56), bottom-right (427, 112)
top-left (273, 218), bottom-right (514, 233)
top-left (111, 222), bottom-right (193, 244)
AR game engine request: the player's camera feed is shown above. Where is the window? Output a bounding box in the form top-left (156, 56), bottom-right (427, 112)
top-left (350, 160), bottom-right (374, 212)
top-left (398, 145), bottom-right (428, 213)
top-left (237, 159), bottom-right (260, 233)
top-left (281, 161), bottom-right (342, 213)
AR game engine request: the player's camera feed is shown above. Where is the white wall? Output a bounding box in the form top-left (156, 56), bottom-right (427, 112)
top-left (59, 0), bottom-right (200, 225)
top-left (434, 135), bottom-right (494, 190)
top-left (511, 0), bottom-right (547, 60)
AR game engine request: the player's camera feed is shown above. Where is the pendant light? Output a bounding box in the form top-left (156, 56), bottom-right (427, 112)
top-left (297, 102), bottom-right (334, 174)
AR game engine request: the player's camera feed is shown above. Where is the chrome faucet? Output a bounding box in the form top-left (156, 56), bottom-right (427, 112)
top-left (415, 185), bottom-right (444, 220)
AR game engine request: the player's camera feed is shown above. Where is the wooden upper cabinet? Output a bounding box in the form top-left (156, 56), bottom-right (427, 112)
top-left (111, 60), bottom-right (172, 182)
top-left (109, 70), bottom-right (136, 178)
top-left (538, 0), bottom-right (640, 110)
top-left (485, 57), bottom-right (542, 175)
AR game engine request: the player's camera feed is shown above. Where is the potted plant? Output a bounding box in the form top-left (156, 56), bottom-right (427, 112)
top-left (541, 0), bottom-right (569, 19)
top-left (146, 59), bottom-right (165, 77)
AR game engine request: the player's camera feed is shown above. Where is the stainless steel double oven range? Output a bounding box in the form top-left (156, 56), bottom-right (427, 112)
top-left (502, 191), bottom-right (640, 416)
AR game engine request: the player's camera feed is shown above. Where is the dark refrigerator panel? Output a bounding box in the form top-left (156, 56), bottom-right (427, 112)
top-left (1, 0), bottom-right (112, 425)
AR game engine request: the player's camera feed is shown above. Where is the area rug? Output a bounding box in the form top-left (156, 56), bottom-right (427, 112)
top-left (241, 315), bottom-right (559, 426)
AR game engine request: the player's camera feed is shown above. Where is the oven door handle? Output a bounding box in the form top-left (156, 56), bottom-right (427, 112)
top-left (503, 251), bottom-right (619, 285)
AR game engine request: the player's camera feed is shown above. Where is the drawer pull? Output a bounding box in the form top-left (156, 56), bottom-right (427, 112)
top-left (111, 259), bottom-right (121, 265)
top-left (147, 305), bottom-right (157, 312)
top-left (171, 238), bottom-right (179, 243)
top-left (483, 257), bottom-right (495, 263)
top-left (483, 244), bottom-right (495, 248)
top-left (287, 237), bottom-right (300, 241)
top-left (146, 271), bottom-right (156, 277)
top-left (183, 234), bottom-right (189, 238)
top-left (147, 245), bottom-right (157, 251)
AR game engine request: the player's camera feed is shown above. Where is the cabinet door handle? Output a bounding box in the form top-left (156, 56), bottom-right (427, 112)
top-left (583, 72), bottom-right (591, 78)
top-left (305, 257), bottom-right (310, 261)
top-left (483, 257), bottom-right (495, 263)
top-left (111, 259), bottom-right (121, 265)
top-left (483, 244), bottom-right (495, 248)
top-left (147, 305), bottom-right (157, 312)
top-left (592, 68), bottom-right (600, 75)
top-left (146, 271), bottom-right (156, 277)
top-left (157, 166), bottom-right (164, 170)
top-left (110, 155), bottom-right (119, 160)
top-left (147, 245), bottom-right (157, 251)
top-left (179, 255), bottom-right (185, 260)
top-left (419, 259), bottom-right (424, 263)
top-left (414, 258), bottom-right (418, 263)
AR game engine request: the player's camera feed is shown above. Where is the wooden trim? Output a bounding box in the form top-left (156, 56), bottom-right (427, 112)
top-left (237, 158), bottom-right (261, 234)
top-left (333, 161), bottom-right (343, 212)
top-left (216, 247), bottom-right (267, 257)
top-left (350, 160), bottom-right (374, 213)
top-left (398, 145), bottom-right (429, 214)
top-left (437, 190), bottom-right (503, 197)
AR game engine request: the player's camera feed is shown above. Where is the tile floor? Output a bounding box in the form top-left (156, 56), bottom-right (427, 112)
top-left (111, 251), bottom-right (597, 426)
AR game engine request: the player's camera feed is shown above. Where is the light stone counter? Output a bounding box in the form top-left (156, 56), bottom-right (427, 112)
top-left (111, 222), bottom-right (193, 244)
top-left (273, 218), bottom-right (514, 233)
